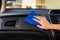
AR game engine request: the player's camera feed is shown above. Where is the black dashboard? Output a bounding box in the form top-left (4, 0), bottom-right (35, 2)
top-left (0, 9), bottom-right (60, 40)
top-left (0, 9), bottom-right (60, 31)
top-left (0, 0), bottom-right (60, 40)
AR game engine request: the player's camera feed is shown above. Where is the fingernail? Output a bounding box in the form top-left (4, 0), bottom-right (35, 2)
top-left (34, 16), bottom-right (36, 17)
top-left (37, 25), bottom-right (40, 26)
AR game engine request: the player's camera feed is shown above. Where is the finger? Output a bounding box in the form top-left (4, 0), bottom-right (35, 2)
top-left (40, 17), bottom-right (50, 23)
top-left (37, 16), bottom-right (49, 23)
top-left (39, 16), bottom-right (48, 21)
top-left (32, 18), bottom-right (41, 24)
top-left (33, 17), bottom-right (50, 26)
top-left (37, 25), bottom-right (43, 29)
top-left (34, 16), bottom-right (46, 21)
top-left (34, 15), bottom-right (38, 17)
top-left (33, 18), bottom-right (45, 25)
top-left (39, 16), bottom-right (47, 20)
top-left (34, 16), bottom-right (45, 23)
top-left (34, 16), bottom-right (41, 20)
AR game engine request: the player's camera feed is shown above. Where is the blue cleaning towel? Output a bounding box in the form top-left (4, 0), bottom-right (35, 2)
top-left (25, 11), bottom-right (43, 31)
top-left (25, 11), bottom-right (40, 25)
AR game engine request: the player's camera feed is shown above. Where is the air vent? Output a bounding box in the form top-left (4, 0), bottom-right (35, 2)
top-left (1, 17), bottom-right (19, 29)
top-left (4, 20), bottom-right (16, 27)
top-left (50, 10), bottom-right (60, 14)
top-left (50, 10), bottom-right (60, 24)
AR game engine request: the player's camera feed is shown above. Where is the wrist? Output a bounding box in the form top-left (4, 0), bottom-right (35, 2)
top-left (50, 24), bottom-right (56, 30)
top-left (49, 24), bottom-right (54, 30)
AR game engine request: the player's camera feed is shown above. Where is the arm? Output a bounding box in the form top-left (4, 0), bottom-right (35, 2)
top-left (50, 24), bottom-right (60, 30)
top-left (33, 16), bottom-right (60, 30)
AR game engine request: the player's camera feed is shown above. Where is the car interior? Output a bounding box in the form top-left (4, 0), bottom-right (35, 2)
top-left (0, 0), bottom-right (60, 40)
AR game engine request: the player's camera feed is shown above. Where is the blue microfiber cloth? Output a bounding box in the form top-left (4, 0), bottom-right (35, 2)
top-left (25, 11), bottom-right (43, 31)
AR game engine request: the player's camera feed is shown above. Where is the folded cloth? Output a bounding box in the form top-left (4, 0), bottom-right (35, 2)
top-left (25, 11), bottom-right (40, 25)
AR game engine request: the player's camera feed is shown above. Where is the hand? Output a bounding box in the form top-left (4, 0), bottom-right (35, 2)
top-left (33, 16), bottom-right (51, 30)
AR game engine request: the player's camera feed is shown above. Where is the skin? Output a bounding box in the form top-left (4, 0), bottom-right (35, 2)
top-left (33, 16), bottom-right (60, 30)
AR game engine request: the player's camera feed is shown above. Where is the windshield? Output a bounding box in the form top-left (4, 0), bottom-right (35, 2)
top-left (6, 0), bottom-right (45, 9)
